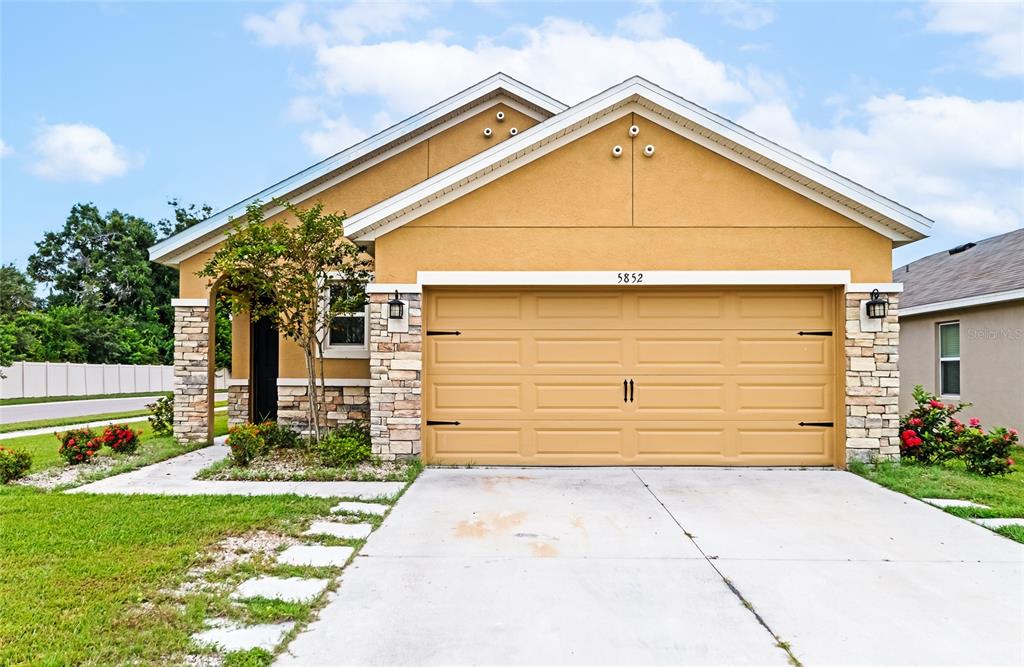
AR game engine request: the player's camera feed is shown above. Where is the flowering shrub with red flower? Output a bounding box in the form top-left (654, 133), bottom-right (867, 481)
top-left (899, 386), bottom-right (966, 464)
top-left (226, 423), bottom-right (271, 467)
top-left (96, 424), bottom-right (140, 454)
top-left (900, 385), bottom-right (1017, 476)
top-left (57, 428), bottom-right (100, 465)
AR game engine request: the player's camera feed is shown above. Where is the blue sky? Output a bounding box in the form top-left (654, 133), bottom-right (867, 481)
top-left (2, 1), bottom-right (1022, 271)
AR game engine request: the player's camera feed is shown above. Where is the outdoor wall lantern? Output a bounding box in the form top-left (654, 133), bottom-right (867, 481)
top-left (388, 291), bottom-right (405, 319)
top-left (865, 289), bottom-right (889, 319)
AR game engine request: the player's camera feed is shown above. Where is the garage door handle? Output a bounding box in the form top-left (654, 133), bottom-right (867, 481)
top-left (426, 420), bottom-right (461, 426)
top-left (623, 379), bottom-right (628, 403)
top-left (629, 379), bottom-right (634, 402)
top-left (798, 421), bottom-right (834, 427)
top-left (426, 330), bottom-right (461, 336)
top-left (797, 331), bottom-right (833, 336)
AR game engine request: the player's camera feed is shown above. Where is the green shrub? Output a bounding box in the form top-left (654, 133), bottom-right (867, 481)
top-left (147, 395), bottom-right (174, 436)
top-left (0, 447), bottom-right (32, 483)
top-left (227, 423), bottom-right (269, 467)
top-left (258, 421), bottom-right (302, 449)
top-left (959, 425), bottom-right (1018, 476)
top-left (317, 421), bottom-right (373, 467)
top-left (56, 428), bottom-right (100, 465)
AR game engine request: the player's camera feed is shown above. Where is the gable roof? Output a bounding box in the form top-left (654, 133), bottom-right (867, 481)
top-left (150, 73), bottom-right (567, 266)
top-left (894, 228), bottom-right (1024, 315)
top-left (344, 76), bottom-right (932, 245)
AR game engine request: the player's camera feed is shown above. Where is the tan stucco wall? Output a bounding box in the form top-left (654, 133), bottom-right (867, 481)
top-left (179, 100), bottom-right (536, 379)
top-left (900, 301), bottom-right (1024, 431)
top-left (375, 113), bottom-right (893, 283)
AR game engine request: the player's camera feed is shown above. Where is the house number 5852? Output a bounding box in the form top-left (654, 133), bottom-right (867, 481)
top-left (617, 272), bottom-right (643, 284)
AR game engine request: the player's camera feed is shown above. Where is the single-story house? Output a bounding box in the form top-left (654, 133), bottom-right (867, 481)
top-left (894, 229), bottom-right (1023, 431)
top-left (151, 74), bottom-right (932, 467)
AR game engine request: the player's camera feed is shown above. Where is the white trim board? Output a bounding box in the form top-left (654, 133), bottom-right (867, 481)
top-left (149, 74), bottom-right (565, 266)
top-left (171, 298), bottom-right (208, 307)
top-left (900, 288), bottom-right (1024, 317)
top-left (347, 77), bottom-right (932, 244)
top-left (414, 270), bottom-right (853, 286)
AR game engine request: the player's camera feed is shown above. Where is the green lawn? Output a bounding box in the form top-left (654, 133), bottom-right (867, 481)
top-left (0, 400), bottom-right (227, 434)
top-left (0, 486), bottom-right (335, 666)
top-left (851, 445), bottom-right (1024, 544)
top-left (3, 413), bottom-right (229, 474)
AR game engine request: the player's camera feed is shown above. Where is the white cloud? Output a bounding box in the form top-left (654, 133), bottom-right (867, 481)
top-left (29, 123), bottom-right (139, 183)
top-left (244, 1), bottom-right (430, 47)
top-left (0, 139), bottom-right (12, 157)
top-left (311, 17), bottom-right (754, 116)
top-left (300, 114), bottom-right (371, 158)
top-left (616, 0), bottom-right (671, 38)
top-left (925, 1), bottom-right (1024, 77)
top-left (738, 95), bottom-right (1024, 237)
top-left (703, 1), bottom-right (775, 31)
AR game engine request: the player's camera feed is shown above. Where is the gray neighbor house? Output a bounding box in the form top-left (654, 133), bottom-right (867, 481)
top-left (894, 228), bottom-right (1024, 432)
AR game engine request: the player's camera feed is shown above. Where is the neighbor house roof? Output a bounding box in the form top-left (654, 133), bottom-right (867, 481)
top-left (344, 75), bottom-right (933, 245)
top-left (894, 228), bottom-right (1024, 316)
top-left (149, 73), bottom-right (567, 266)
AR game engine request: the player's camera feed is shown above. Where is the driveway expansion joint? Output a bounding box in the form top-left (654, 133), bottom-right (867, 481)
top-left (631, 467), bottom-right (802, 666)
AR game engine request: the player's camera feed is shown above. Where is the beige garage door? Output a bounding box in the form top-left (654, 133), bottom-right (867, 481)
top-left (423, 287), bottom-right (837, 466)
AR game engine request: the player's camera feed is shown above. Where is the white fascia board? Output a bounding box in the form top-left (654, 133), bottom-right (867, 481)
top-left (171, 298), bottom-right (209, 307)
top-left (149, 73), bottom-right (566, 265)
top-left (348, 76), bottom-right (931, 243)
top-left (416, 270), bottom-right (853, 286)
top-left (899, 288), bottom-right (1024, 317)
top-left (366, 283), bottom-right (422, 294)
top-left (846, 283), bottom-right (904, 293)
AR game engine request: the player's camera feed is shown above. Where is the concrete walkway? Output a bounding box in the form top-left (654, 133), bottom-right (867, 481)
top-left (0, 406), bottom-right (226, 440)
top-left (279, 467), bottom-right (1024, 666)
top-left (67, 438), bottom-right (403, 499)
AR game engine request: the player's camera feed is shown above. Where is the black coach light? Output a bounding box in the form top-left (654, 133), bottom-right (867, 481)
top-left (865, 289), bottom-right (889, 319)
top-left (388, 291), bottom-right (404, 319)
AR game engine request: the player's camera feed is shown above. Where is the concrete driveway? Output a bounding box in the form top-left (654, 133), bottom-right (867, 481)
top-left (280, 468), bottom-right (1024, 666)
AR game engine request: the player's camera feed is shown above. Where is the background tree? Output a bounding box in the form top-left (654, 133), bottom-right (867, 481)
top-left (200, 201), bottom-right (371, 441)
top-left (0, 264), bottom-right (38, 316)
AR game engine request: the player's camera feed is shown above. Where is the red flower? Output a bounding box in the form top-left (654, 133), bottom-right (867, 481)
top-left (1011, 429), bottom-right (1019, 437)
top-left (969, 418), bottom-right (981, 427)
top-left (1008, 458), bottom-right (1015, 466)
top-left (929, 400), bottom-right (944, 409)
top-left (909, 417), bottom-right (923, 426)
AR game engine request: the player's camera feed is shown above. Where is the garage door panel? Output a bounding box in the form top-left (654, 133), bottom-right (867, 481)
top-left (430, 292), bottom-right (523, 321)
top-left (534, 380), bottom-right (626, 413)
top-left (736, 380), bottom-right (831, 416)
top-left (429, 336), bottom-right (522, 369)
top-left (736, 292), bottom-right (830, 324)
top-left (429, 382), bottom-right (522, 413)
top-left (635, 336), bottom-right (725, 370)
top-left (736, 425), bottom-right (831, 459)
top-left (631, 380), bottom-right (727, 416)
top-left (736, 335), bottom-right (832, 373)
top-left (534, 337), bottom-right (624, 367)
top-left (535, 294), bottom-right (623, 320)
top-left (635, 427), bottom-right (727, 455)
top-left (636, 294), bottom-right (724, 320)
top-left (428, 426), bottom-right (523, 458)
top-left (535, 428), bottom-right (624, 455)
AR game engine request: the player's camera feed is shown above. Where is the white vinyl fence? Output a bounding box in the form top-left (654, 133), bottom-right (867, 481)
top-left (1, 362), bottom-right (230, 399)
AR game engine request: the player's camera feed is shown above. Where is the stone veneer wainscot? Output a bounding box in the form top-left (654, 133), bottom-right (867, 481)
top-left (368, 291), bottom-right (422, 461)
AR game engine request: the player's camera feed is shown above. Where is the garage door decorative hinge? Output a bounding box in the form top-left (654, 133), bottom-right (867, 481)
top-left (797, 330), bottom-right (833, 336)
top-left (426, 330), bottom-right (461, 336)
top-left (798, 421), bottom-right (834, 427)
top-left (426, 420), bottom-right (461, 426)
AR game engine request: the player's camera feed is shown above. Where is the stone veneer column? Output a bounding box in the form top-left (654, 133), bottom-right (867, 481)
top-left (172, 299), bottom-right (211, 443)
top-left (368, 291), bottom-right (422, 461)
top-left (844, 290), bottom-right (901, 463)
top-left (227, 383), bottom-right (249, 426)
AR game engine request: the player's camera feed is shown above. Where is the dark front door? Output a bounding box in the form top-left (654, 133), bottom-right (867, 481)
top-left (251, 315), bottom-right (279, 422)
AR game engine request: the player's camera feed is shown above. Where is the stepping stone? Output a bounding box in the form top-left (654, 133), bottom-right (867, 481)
top-left (332, 501), bottom-right (389, 516)
top-left (193, 621), bottom-right (295, 652)
top-left (303, 521), bottom-right (373, 540)
top-left (231, 576), bottom-right (330, 603)
top-left (277, 545), bottom-right (354, 567)
top-left (922, 498), bottom-right (990, 509)
top-left (971, 518), bottom-right (1024, 529)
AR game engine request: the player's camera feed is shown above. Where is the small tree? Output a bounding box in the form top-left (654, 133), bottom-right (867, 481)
top-left (199, 201), bottom-right (371, 441)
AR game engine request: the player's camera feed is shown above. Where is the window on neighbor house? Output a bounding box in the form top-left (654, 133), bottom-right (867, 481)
top-left (325, 283), bottom-right (368, 353)
top-left (938, 321), bottom-right (960, 396)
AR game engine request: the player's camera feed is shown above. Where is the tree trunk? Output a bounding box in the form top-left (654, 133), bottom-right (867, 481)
top-left (304, 342), bottom-right (321, 443)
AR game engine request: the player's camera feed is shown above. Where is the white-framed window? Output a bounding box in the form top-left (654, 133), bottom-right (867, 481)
top-left (938, 321), bottom-right (960, 396)
top-left (321, 282), bottom-right (369, 359)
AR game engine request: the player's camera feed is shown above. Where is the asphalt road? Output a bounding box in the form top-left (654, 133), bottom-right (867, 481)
top-left (0, 395), bottom-right (165, 424)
